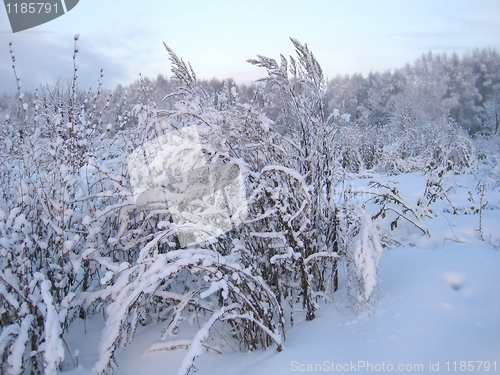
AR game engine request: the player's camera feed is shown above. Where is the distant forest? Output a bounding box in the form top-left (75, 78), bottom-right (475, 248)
top-left (2, 47), bottom-right (500, 137)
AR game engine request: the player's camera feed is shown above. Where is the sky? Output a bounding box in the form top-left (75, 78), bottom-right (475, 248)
top-left (0, 0), bottom-right (499, 96)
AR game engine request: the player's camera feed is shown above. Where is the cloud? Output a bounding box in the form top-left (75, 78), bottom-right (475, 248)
top-left (385, 31), bottom-right (453, 39)
top-left (0, 34), bottom-right (131, 96)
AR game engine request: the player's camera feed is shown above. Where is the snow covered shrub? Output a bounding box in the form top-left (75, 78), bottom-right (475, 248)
top-left (336, 207), bottom-right (383, 305)
top-left (378, 116), bottom-right (475, 174)
top-left (365, 164), bottom-right (461, 241)
top-left (88, 40), bottom-right (385, 374)
top-left (481, 85), bottom-right (500, 135)
top-left (247, 39), bottom-right (383, 310)
top-left (91, 244), bottom-right (285, 374)
top-left (419, 160), bottom-right (461, 215)
top-left (0, 39), bottom-right (135, 375)
top-left (422, 118), bottom-right (475, 171)
top-left (85, 45), bottom-right (289, 374)
top-left (474, 133), bottom-right (500, 191)
top-left (368, 181), bottom-right (429, 236)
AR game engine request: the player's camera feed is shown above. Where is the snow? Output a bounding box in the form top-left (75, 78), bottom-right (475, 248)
top-left (41, 280), bottom-right (65, 375)
top-left (176, 306), bottom-right (231, 375)
top-left (8, 315), bottom-right (34, 375)
top-left (60, 172), bottom-right (500, 375)
top-left (351, 214), bottom-right (383, 302)
top-left (62, 242), bottom-right (500, 374)
top-left (199, 279), bottom-right (229, 299)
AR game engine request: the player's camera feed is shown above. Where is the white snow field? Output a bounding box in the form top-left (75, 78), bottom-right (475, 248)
top-left (61, 172), bottom-right (500, 375)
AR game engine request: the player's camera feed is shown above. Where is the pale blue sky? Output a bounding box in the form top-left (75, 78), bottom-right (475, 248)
top-left (1, 0), bottom-right (499, 95)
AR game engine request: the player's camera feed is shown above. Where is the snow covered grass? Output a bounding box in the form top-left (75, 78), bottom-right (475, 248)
top-left (60, 172), bottom-right (500, 374)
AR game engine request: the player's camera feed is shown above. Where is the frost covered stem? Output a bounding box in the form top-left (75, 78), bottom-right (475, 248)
top-left (0, 275), bottom-right (33, 309)
top-left (9, 42), bottom-right (27, 126)
top-left (381, 206), bottom-right (428, 235)
top-left (478, 180), bottom-right (485, 241)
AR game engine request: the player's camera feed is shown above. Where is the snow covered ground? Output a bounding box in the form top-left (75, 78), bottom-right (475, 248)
top-left (62, 172), bottom-right (500, 374)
